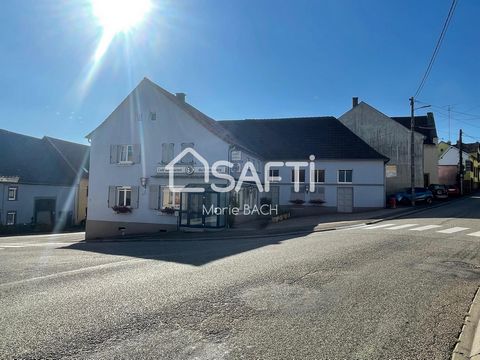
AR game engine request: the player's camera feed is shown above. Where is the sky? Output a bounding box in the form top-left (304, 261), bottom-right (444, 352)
top-left (0, 0), bottom-right (479, 145)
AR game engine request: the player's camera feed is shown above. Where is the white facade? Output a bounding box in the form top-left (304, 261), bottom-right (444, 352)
top-left (86, 79), bottom-right (386, 239)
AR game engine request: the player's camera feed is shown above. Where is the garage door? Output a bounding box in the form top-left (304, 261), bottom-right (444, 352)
top-left (337, 187), bottom-right (353, 213)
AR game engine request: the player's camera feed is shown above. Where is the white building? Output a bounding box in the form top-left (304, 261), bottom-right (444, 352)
top-left (86, 78), bottom-right (387, 239)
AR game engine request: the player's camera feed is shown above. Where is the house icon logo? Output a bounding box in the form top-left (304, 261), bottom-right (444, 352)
top-left (165, 148), bottom-right (209, 193)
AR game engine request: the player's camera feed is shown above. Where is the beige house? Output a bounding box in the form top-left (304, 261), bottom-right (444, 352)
top-left (339, 98), bottom-right (438, 194)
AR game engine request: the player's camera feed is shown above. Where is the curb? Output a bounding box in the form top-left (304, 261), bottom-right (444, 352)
top-left (83, 198), bottom-right (461, 243)
top-left (452, 287), bottom-right (480, 360)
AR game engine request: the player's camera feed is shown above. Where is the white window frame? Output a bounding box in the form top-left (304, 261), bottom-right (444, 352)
top-left (6, 211), bottom-right (16, 226)
top-left (8, 186), bottom-right (17, 201)
top-left (268, 169), bottom-right (280, 182)
top-left (117, 186), bottom-right (132, 207)
top-left (161, 187), bottom-right (181, 210)
top-left (119, 145), bottom-right (133, 164)
top-left (313, 169), bottom-right (325, 183)
top-left (338, 170), bottom-right (353, 183)
top-left (291, 169), bottom-right (306, 183)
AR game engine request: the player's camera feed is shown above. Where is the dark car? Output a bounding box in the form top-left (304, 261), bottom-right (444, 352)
top-left (393, 187), bottom-right (434, 205)
top-left (428, 184), bottom-right (449, 200)
top-left (447, 185), bottom-right (461, 197)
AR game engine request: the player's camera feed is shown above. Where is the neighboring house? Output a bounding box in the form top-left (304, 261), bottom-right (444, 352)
top-left (339, 98), bottom-right (438, 194)
top-left (390, 112), bottom-right (438, 186)
top-left (438, 142), bottom-right (480, 192)
top-left (0, 129), bottom-right (90, 232)
top-left (86, 78), bottom-right (387, 239)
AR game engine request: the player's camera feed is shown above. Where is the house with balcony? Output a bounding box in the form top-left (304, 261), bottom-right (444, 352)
top-left (0, 130), bottom-right (89, 233)
top-left (85, 78), bottom-right (387, 239)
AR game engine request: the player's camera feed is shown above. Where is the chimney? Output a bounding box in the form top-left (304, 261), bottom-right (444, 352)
top-left (175, 92), bottom-right (186, 102)
top-left (352, 97), bottom-right (359, 108)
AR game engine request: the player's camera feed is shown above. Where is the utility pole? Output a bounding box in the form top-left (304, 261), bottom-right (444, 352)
top-left (448, 105), bottom-right (451, 142)
top-left (459, 129), bottom-right (464, 195)
top-left (410, 97), bottom-right (416, 206)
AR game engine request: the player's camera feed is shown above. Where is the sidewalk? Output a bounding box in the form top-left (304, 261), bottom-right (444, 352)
top-left (88, 202), bottom-right (447, 243)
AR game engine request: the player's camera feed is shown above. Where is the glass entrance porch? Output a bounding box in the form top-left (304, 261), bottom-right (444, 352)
top-left (179, 186), bottom-right (227, 229)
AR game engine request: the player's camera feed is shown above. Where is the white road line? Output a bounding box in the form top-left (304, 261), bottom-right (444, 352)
top-left (385, 224), bottom-right (418, 230)
top-left (437, 227), bottom-right (470, 234)
top-left (467, 231), bottom-right (480, 237)
top-left (362, 223), bottom-right (396, 230)
top-left (410, 225), bottom-right (442, 231)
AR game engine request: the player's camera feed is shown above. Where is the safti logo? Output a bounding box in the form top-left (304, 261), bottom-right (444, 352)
top-left (165, 148), bottom-right (318, 194)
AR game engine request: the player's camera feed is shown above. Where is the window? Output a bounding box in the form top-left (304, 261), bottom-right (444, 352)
top-left (269, 169), bottom-right (280, 182)
top-left (162, 143), bottom-right (175, 164)
top-left (6, 211), bottom-right (16, 226)
top-left (338, 170), bottom-right (353, 183)
top-left (291, 169), bottom-right (306, 183)
top-left (117, 187), bottom-right (132, 207)
top-left (290, 185), bottom-right (306, 201)
top-left (313, 170), bottom-right (325, 183)
top-left (8, 187), bottom-right (17, 201)
top-left (119, 145), bottom-right (133, 163)
top-left (150, 112), bottom-right (157, 121)
top-left (180, 143), bottom-right (194, 164)
top-left (162, 187), bottom-right (181, 209)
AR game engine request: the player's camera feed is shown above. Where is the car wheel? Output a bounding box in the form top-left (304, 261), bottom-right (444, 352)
top-left (426, 197), bottom-right (433, 205)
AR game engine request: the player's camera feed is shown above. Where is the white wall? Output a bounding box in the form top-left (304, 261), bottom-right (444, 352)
top-left (272, 159), bottom-right (385, 208)
top-left (87, 79), bottom-right (232, 226)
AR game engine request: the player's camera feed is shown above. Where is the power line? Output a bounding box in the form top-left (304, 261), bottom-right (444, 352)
top-left (413, 0), bottom-right (459, 98)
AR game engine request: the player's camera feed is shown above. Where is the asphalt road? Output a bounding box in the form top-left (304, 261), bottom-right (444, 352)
top-left (2, 196), bottom-right (480, 359)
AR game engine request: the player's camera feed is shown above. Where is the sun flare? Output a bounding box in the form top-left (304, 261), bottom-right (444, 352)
top-left (91, 0), bottom-right (152, 34)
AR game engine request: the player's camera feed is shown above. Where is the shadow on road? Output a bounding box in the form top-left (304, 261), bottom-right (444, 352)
top-left (62, 235), bottom-right (293, 266)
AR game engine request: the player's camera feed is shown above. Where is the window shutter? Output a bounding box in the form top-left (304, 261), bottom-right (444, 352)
top-left (149, 185), bottom-right (160, 210)
top-left (108, 186), bottom-right (117, 208)
top-left (162, 143), bottom-right (168, 164)
top-left (133, 144), bottom-right (141, 164)
top-left (110, 145), bottom-right (119, 164)
top-left (131, 186), bottom-right (140, 209)
top-left (168, 143), bottom-right (175, 163)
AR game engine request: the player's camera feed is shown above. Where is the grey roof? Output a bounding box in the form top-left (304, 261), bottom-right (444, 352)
top-left (0, 129), bottom-right (89, 186)
top-left (391, 112), bottom-right (438, 144)
top-left (457, 142), bottom-right (480, 154)
top-left (218, 117), bottom-right (388, 161)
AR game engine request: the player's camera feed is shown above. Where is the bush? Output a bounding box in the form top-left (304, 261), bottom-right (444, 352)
top-left (112, 205), bottom-right (132, 214)
top-left (289, 199), bottom-right (305, 205)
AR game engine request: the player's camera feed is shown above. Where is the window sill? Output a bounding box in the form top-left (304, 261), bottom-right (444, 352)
top-left (116, 161), bottom-right (134, 166)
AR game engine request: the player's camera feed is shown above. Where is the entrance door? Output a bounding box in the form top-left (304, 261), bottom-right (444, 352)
top-left (337, 187), bottom-right (353, 213)
top-left (34, 198), bottom-right (56, 226)
top-left (180, 192), bottom-right (225, 228)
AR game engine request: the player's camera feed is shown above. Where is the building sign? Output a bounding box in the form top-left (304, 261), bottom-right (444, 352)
top-left (386, 165), bottom-right (397, 178)
top-left (156, 165), bottom-right (228, 176)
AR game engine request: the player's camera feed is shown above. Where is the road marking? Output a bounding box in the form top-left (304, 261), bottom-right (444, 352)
top-left (410, 225), bottom-right (442, 231)
top-left (385, 224), bottom-right (418, 230)
top-left (467, 231), bottom-right (480, 237)
top-left (362, 223), bottom-right (396, 230)
top-left (437, 227), bottom-right (470, 234)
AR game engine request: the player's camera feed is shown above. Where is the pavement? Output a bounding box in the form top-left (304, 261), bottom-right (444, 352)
top-left (1, 195), bottom-right (480, 359)
top-left (91, 200), bottom-right (459, 242)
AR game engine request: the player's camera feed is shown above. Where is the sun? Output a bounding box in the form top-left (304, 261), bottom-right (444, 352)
top-left (91, 0), bottom-right (152, 34)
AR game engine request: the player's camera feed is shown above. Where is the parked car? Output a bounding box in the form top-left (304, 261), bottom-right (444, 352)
top-left (428, 184), bottom-right (449, 200)
top-left (447, 184), bottom-right (461, 197)
top-left (393, 187), bottom-right (434, 205)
